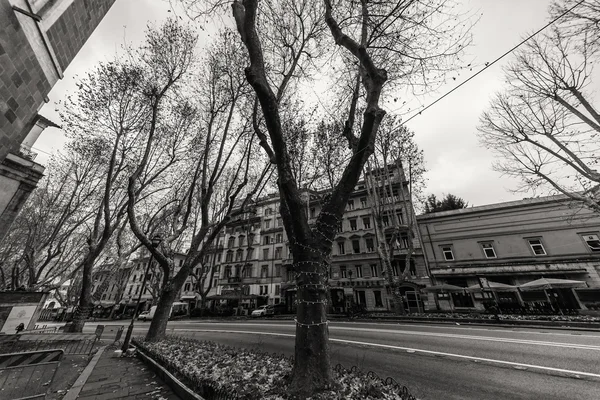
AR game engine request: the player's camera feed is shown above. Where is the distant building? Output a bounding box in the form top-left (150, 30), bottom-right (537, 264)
top-left (0, 0), bottom-right (117, 241)
top-left (417, 195), bottom-right (600, 311)
top-left (211, 164), bottom-right (429, 314)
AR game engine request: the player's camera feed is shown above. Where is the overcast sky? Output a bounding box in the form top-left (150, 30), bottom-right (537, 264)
top-left (35, 0), bottom-right (556, 208)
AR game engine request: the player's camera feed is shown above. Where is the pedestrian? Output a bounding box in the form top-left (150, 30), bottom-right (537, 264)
top-left (15, 322), bottom-right (25, 333)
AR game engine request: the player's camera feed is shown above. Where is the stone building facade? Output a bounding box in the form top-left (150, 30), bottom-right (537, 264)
top-left (417, 195), bottom-right (600, 311)
top-left (0, 0), bottom-right (116, 241)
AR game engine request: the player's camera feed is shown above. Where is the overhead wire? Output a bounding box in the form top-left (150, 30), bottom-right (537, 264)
top-left (401, 0), bottom-right (587, 124)
top-left (309, 0), bottom-right (586, 180)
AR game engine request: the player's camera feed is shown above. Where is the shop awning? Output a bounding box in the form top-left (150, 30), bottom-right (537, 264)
top-left (206, 293), bottom-right (265, 300)
top-left (180, 295), bottom-right (198, 300)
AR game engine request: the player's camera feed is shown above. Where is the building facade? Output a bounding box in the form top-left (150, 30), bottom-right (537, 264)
top-left (0, 0), bottom-right (116, 241)
top-left (417, 195), bottom-right (600, 311)
top-left (211, 165), bottom-right (429, 314)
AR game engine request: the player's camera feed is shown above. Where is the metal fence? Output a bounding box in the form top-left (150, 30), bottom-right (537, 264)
top-left (0, 349), bottom-right (64, 400)
top-left (134, 336), bottom-right (418, 400)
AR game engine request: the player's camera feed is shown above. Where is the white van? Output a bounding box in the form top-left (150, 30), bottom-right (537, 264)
top-left (138, 302), bottom-right (188, 321)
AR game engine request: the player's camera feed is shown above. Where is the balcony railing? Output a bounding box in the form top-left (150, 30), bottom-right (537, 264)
top-left (227, 276), bottom-right (241, 284)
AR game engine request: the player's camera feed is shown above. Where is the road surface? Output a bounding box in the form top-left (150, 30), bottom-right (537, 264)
top-left (75, 319), bottom-right (600, 399)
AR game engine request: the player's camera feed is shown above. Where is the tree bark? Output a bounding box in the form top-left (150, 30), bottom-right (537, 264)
top-left (145, 269), bottom-right (187, 341)
top-left (289, 240), bottom-right (332, 396)
top-left (67, 252), bottom-right (96, 332)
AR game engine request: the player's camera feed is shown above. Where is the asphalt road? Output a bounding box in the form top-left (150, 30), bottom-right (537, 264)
top-left (77, 319), bottom-right (600, 399)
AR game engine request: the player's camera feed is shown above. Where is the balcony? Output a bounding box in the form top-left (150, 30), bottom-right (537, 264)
top-left (18, 144), bottom-right (38, 161)
top-left (227, 276), bottom-right (241, 284)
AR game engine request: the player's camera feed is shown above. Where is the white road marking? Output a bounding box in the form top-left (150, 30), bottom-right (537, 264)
top-left (176, 328), bottom-right (600, 380)
top-left (174, 322), bottom-right (600, 350)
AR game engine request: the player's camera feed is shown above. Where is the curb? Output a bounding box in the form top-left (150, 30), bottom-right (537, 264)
top-left (62, 345), bottom-right (107, 400)
top-left (136, 346), bottom-right (204, 400)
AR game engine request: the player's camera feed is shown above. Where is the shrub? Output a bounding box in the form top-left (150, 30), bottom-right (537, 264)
top-left (135, 336), bottom-right (415, 400)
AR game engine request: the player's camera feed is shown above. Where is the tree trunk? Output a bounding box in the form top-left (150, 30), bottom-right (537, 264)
top-left (67, 253), bottom-right (95, 332)
top-left (288, 243), bottom-right (332, 396)
top-left (145, 272), bottom-right (187, 341)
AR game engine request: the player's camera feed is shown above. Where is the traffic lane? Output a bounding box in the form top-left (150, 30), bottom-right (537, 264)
top-left (176, 330), bottom-right (600, 400)
top-left (173, 323), bottom-right (600, 375)
top-left (175, 319), bottom-right (600, 345)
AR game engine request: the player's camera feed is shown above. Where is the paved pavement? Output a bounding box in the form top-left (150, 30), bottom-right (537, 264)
top-left (65, 345), bottom-right (180, 400)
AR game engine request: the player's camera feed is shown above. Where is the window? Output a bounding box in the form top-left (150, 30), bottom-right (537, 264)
top-left (263, 248), bottom-right (270, 260)
top-left (128, 286), bottom-right (133, 295)
top-left (362, 217), bottom-right (371, 229)
top-left (528, 239), bottom-right (547, 255)
top-left (355, 265), bottom-right (363, 278)
top-left (310, 207), bottom-right (316, 218)
top-left (337, 221), bottom-right (343, 232)
top-left (400, 233), bottom-right (410, 248)
top-left (265, 208), bottom-right (272, 216)
top-left (228, 237), bottom-right (235, 248)
top-left (340, 266), bottom-right (347, 278)
top-left (243, 266), bottom-right (252, 278)
top-left (275, 247), bottom-right (282, 259)
top-left (366, 238), bottom-right (375, 252)
top-left (213, 278), bottom-right (218, 288)
top-left (442, 246), bottom-right (454, 261)
top-left (264, 220), bottom-right (271, 229)
top-left (225, 266), bottom-right (232, 278)
top-left (374, 290), bottom-right (383, 307)
top-left (216, 253), bottom-right (222, 262)
top-left (396, 210), bottom-right (404, 224)
top-left (392, 263), bottom-right (399, 276)
top-left (263, 236), bottom-right (271, 245)
top-left (226, 251), bottom-right (233, 263)
top-left (135, 286), bottom-right (139, 295)
top-left (352, 239), bottom-right (360, 254)
top-left (276, 233), bottom-right (283, 243)
top-left (582, 234), bottom-right (600, 252)
top-left (337, 242), bottom-right (345, 255)
top-left (275, 265), bottom-right (281, 277)
top-left (382, 215), bottom-right (390, 227)
top-left (261, 265), bottom-right (269, 277)
top-left (248, 233), bottom-right (255, 245)
top-left (481, 243), bottom-right (497, 258)
top-left (275, 285), bottom-right (280, 295)
top-left (235, 249), bottom-right (243, 262)
top-left (348, 200), bottom-right (355, 210)
top-left (238, 236), bottom-right (245, 247)
top-left (184, 283), bottom-right (191, 292)
top-left (132, 275), bottom-right (137, 283)
top-left (370, 264), bottom-right (378, 277)
top-left (277, 217), bottom-right (283, 227)
top-left (360, 197), bottom-right (367, 208)
top-left (246, 248), bottom-right (254, 259)
top-left (260, 285), bottom-right (269, 295)
top-left (350, 219), bottom-right (357, 231)
top-left (101, 293), bottom-right (107, 300)
top-left (243, 286), bottom-right (250, 295)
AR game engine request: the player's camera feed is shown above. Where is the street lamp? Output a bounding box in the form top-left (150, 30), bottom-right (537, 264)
top-left (121, 234), bottom-right (162, 353)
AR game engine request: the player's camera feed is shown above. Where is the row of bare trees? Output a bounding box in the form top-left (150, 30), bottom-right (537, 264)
top-left (2, 0), bottom-right (478, 396)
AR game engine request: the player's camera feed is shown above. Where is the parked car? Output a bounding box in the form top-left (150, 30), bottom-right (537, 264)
top-left (137, 302), bottom-right (189, 321)
top-left (251, 305), bottom-right (274, 317)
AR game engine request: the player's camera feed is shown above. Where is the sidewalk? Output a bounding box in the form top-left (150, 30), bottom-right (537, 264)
top-left (65, 345), bottom-right (181, 400)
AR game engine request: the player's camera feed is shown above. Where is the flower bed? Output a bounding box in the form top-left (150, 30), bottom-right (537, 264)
top-left (366, 312), bottom-right (600, 323)
top-left (134, 336), bottom-right (415, 400)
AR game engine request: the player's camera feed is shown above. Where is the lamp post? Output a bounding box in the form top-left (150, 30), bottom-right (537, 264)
top-left (121, 234), bottom-right (162, 353)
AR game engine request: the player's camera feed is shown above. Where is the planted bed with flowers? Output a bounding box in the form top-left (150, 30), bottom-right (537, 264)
top-left (134, 336), bottom-right (416, 400)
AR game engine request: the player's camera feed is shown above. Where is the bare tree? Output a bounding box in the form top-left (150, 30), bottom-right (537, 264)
top-left (479, 25), bottom-right (600, 212)
top-left (127, 28), bottom-right (271, 341)
top-left (0, 149), bottom-right (101, 291)
top-left (550, 0), bottom-right (600, 52)
top-left (60, 19), bottom-right (197, 332)
top-left (363, 116), bottom-right (425, 315)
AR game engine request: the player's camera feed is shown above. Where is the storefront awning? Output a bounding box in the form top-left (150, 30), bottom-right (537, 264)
top-left (180, 295), bottom-right (198, 300)
top-left (206, 293), bottom-right (266, 300)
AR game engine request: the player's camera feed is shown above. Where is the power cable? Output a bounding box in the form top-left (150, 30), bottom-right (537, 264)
top-left (401, 0), bottom-right (586, 124)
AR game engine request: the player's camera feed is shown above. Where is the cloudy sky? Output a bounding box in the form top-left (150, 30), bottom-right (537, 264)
top-left (35, 0), bottom-right (556, 208)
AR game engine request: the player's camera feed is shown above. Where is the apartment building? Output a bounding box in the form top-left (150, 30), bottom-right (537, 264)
top-left (417, 195), bottom-right (600, 311)
top-left (211, 164), bottom-right (430, 314)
